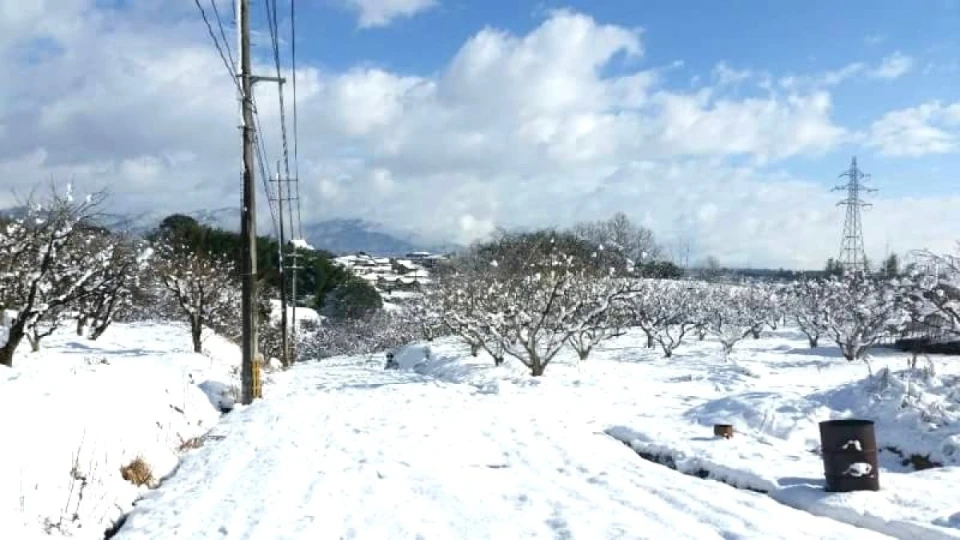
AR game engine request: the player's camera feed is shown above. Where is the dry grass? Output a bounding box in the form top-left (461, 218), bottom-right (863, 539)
top-left (178, 435), bottom-right (205, 452)
top-left (120, 456), bottom-right (155, 488)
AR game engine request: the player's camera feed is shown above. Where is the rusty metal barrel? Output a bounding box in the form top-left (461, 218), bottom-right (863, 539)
top-left (818, 419), bottom-right (880, 492)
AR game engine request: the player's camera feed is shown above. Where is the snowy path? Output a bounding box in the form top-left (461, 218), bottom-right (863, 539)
top-left (114, 359), bottom-right (890, 539)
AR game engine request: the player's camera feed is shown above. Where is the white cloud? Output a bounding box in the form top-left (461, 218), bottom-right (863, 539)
top-left (780, 52), bottom-right (915, 90)
top-left (0, 5), bottom-right (955, 268)
top-left (343, 0), bottom-right (437, 28)
top-left (867, 101), bottom-right (960, 156)
top-left (870, 51), bottom-right (914, 79)
top-left (711, 62), bottom-right (752, 86)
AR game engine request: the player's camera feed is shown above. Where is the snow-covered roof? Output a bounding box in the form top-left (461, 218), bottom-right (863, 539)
top-left (290, 238), bottom-right (314, 250)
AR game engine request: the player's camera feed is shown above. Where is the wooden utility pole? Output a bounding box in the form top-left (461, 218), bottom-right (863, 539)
top-left (238, 0), bottom-right (259, 404)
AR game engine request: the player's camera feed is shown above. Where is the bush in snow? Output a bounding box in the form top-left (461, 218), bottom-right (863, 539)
top-left (119, 456), bottom-right (155, 488)
top-left (299, 311), bottom-right (414, 360)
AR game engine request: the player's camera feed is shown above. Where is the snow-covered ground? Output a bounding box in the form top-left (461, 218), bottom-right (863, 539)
top-left (6, 321), bottom-right (959, 539)
top-left (114, 353), bottom-right (888, 540)
top-left (0, 322), bottom-right (243, 539)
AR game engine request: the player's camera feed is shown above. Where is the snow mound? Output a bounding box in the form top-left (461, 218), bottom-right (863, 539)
top-left (0, 322), bottom-right (239, 539)
top-left (810, 366), bottom-right (960, 466)
top-left (684, 391), bottom-right (834, 448)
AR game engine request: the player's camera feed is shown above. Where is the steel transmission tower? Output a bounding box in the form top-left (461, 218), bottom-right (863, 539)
top-left (832, 156), bottom-right (876, 274)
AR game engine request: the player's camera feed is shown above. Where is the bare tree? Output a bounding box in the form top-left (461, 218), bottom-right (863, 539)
top-left (573, 212), bottom-right (662, 268)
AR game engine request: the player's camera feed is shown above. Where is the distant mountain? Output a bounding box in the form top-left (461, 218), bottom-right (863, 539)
top-left (303, 218), bottom-right (458, 256)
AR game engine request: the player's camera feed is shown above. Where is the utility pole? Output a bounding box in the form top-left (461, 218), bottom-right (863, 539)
top-left (288, 247), bottom-right (299, 361)
top-left (832, 156), bottom-right (877, 275)
top-left (274, 162), bottom-right (290, 368)
top-left (238, 0), bottom-right (259, 405)
top-left (238, 0), bottom-right (284, 402)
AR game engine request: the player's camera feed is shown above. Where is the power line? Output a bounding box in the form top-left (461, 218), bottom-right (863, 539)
top-left (291, 0), bottom-right (303, 239)
top-left (193, 0), bottom-right (242, 96)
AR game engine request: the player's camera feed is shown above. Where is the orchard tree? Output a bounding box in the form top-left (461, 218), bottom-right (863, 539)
top-left (566, 277), bottom-right (631, 362)
top-left (624, 280), bottom-right (698, 358)
top-left (905, 247), bottom-right (960, 338)
top-left (153, 240), bottom-right (241, 353)
top-left (75, 232), bottom-right (151, 340)
top-left (822, 273), bottom-right (907, 362)
top-left (789, 279), bottom-right (832, 347)
top-left (0, 187), bottom-right (116, 366)
top-left (702, 286), bottom-right (756, 359)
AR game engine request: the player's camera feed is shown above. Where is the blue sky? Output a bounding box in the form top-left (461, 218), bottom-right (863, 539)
top-left (0, 0), bottom-right (959, 268)
top-left (289, 0), bottom-right (960, 197)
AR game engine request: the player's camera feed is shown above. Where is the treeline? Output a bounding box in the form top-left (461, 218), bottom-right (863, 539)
top-left (150, 213), bottom-right (382, 318)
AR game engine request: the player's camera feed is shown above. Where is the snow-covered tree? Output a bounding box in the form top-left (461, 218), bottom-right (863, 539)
top-left (701, 286), bottom-right (756, 359)
top-left (565, 277), bottom-right (630, 362)
top-left (904, 247), bottom-right (960, 338)
top-left (624, 280), bottom-right (698, 358)
top-left (822, 273), bottom-right (907, 362)
top-left (788, 278), bottom-right (832, 347)
top-left (0, 187), bottom-right (115, 366)
top-left (75, 232), bottom-right (151, 340)
top-left (152, 240), bottom-right (241, 353)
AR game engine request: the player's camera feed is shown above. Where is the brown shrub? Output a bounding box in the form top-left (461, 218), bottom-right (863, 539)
top-left (120, 456), bottom-right (155, 487)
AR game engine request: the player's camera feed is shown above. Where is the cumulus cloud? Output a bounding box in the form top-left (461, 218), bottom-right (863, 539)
top-left (0, 5), bottom-right (956, 268)
top-left (867, 101), bottom-right (960, 156)
top-left (342, 0), bottom-right (437, 28)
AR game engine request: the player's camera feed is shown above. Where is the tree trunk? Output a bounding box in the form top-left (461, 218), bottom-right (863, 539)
top-left (808, 336), bottom-right (819, 348)
top-left (646, 333), bottom-right (654, 349)
top-left (493, 355), bottom-right (504, 366)
top-left (28, 333), bottom-right (40, 352)
top-left (529, 353), bottom-right (545, 376)
top-left (0, 321), bottom-right (26, 367)
top-left (470, 342), bottom-right (481, 357)
top-left (89, 320), bottom-right (110, 341)
top-left (76, 316), bottom-right (87, 337)
top-left (191, 317), bottom-right (203, 354)
top-left (577, 349), bottom-right (590, 362)
top-left (751, 328), bottom-right (761, 339)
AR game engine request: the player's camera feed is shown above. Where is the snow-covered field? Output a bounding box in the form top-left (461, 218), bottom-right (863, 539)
top-left (4, 321), bottom-right (960, 539)
top-left (0, 322), bottom-right (243, 539)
